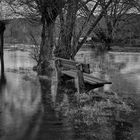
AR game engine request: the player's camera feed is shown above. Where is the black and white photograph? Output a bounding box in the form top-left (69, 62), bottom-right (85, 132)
top-left (0, 0), bottom-right (139, 140)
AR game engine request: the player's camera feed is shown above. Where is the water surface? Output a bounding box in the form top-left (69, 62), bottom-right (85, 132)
top-left (76, 48), bottom-right (140, 140)
top-left (0, 48), bottom-right (140, 140)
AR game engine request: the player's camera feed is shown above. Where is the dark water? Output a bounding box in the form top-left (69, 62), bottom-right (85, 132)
top-left (0, 50), bottom-right (77, 140)
top-left (75, 48), bottom-right (140, 140)
top-left (0, 49), bottom-right (140, 140)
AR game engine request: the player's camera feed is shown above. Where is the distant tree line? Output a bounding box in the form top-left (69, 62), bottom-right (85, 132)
top-left (1, 0), bottom-right (140, 75)
top-left (4, 14), bottom-right (140, 46)
top-left (4, 18), bottom-right (41, 45)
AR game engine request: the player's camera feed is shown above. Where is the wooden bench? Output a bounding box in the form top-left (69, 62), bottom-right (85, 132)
top-left (55, 57), bottom-right (90, 73)
top-left (54, 57), bottom-right (111, 93)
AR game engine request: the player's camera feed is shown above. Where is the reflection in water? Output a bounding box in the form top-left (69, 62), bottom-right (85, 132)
top-left (4, 50), bottom-right (35, 70)
top-left (0, 50), bottom-right (77, 140)
top-left (0, 74), bottom-right (6, 93)
top-left (0, 50), bottom-right (40, 140)
top-left (32, 78), bottom-right (74, 140)
top-left (76, 50), bottom-right (140, 140)
top-left (0, 73), bottom-right (41, 140)
top-left (0, 49), bottom-right (140, 139)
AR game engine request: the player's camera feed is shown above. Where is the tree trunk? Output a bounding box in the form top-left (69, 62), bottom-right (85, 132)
top-left (54, 0), bottom-right (78, 59)
top-left (0, 22), bottom-right (5, 80)
top-left (54, 11), bottom-right (71, 59)
top-left (106, 19), bottom-right (113, 50)
top-left (37, 0), bottom-right (65, 75)
top-left (38, 17), bottom-right (55, 75)
top-left (72, 0), bottom-right (113, 57)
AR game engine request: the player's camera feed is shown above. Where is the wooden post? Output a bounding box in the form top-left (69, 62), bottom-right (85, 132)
top-left (75, 64), bottom-right (85, 95)
top-left (81, 63), bottom-right (90, 74)
top-left (54, 59), bottom-right (62, 82)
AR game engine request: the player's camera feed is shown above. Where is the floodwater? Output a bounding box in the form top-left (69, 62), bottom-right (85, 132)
top-left (0, 48), bottom-right (140, 140)
top-left (75, 48), bottom-right (140, 140)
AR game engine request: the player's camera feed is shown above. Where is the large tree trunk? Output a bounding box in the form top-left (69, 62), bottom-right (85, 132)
top-left (54, 0), bottom-right (78, 59)
top-left (105, 17), bottom-right (113, 50)
top-left (0, 21), bottom-right (5, 80)
top-left (72, 0), bottom-right (113, 57)
top-left (37, 0), bottom-right (65, 75)
top-left (38, 18), bottom-right (54, 75)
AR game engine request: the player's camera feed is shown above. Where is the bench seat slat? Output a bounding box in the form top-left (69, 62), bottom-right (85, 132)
top-left (61, 63), bottom-right (77, 70)
top-left (62, 70), bottom-right (111, 85)
top-left (84, 73), bottom-right (111, 84)
top-left (55, 57), bottom-right (111, 87)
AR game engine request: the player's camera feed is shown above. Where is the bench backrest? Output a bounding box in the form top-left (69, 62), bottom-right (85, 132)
top-left (55, 57), bottom-right (90, 74)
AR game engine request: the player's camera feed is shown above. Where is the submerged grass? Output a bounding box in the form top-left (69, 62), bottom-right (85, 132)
top-left (56, 90), bottom-right (134, 140)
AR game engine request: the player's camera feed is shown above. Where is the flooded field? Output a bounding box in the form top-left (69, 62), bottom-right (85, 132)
top-left (0, 48), bottom-right (140, 140)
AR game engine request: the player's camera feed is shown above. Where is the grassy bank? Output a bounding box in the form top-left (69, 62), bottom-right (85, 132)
top-left (55, 89), bottom-right (134, 140)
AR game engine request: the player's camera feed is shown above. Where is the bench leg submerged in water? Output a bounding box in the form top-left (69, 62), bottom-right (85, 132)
top-left (75, 64), bottom-right (85, 95)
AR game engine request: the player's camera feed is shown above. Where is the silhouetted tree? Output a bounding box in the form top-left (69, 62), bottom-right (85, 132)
top-left (94, 0), bottom-right (138, 50)
top-left (0, 20), bottom-right (6, 80)
top-left (55, 0), bottom-right (113, 59)
top-left (5, 0), bottom-right (113, 72)
top-left (5, 0), bottom-right (65, 74)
